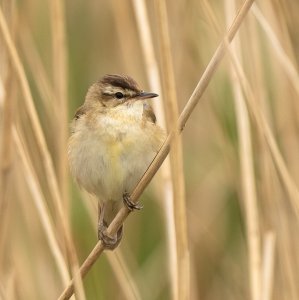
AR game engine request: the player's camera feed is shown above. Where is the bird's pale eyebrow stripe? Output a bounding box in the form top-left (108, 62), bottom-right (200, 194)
top-left (102, 92), bottom-right (114, 96)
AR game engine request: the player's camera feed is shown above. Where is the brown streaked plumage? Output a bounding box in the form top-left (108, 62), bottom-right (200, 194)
top-left (68, 74), bottom-right (165, 250)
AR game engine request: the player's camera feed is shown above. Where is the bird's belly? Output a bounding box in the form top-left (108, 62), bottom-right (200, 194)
top-left (68, 121), bottom-right (162, 202)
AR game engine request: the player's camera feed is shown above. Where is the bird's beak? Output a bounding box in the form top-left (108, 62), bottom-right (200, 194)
top-left (137, 91), bottom-right (159, 99)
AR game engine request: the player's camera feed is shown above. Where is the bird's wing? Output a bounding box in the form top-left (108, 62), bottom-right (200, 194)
top-left (142, 102), bottom-right (156, 124)
top-left (74, 105), bottom-right (88, 120)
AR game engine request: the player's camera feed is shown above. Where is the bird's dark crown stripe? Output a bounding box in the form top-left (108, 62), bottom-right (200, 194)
top-left (100, 74), bottom-right (140, 92)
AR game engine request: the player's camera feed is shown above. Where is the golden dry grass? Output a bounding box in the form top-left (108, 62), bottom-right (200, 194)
top-left (1, 0), bottom-right (299, 299)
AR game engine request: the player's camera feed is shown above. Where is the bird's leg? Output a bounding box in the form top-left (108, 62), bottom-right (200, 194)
top-left (98, 202), bottom-right (123, 250)
top-left (123, 192), bottom-right (143, 211)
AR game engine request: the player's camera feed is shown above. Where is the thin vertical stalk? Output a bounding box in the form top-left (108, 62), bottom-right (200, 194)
top-left (0, 0), bottom-right (14, 264)
top-left (50, 2), bottom-right (85, 297)
top-left (50, 0), bottom-right (68, 202)
top-left (131, 0), bottom-right (166, 127)
top-left (0, 60), bottom-right (14, 264)
top-left (261, 232), bottom-right (276, 300)
top-left (154, 0), bottom-right (189, 299)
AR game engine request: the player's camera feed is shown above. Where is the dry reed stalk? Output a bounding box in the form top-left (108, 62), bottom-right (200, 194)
top-left (0, 11), bottom-right (13, 178)
top-left (0, 0), bottom-right (15, 266)
top-left (246, 13), bottom-right (269, 119)
top-left (110, 1), bottom-right (142, 75)
top-left (131, 0), bottom-right (178, 299)
top-left (58, 0), bottom-right (255, 298)
top-left (0, 61), bottom-right (14, 263)
top-left (131, 0), bottom-right (166, 127)
top-left (245, 6), bottom-right (274, 241)
top-left (261, 232), bottom-right (275, 300)
top-left (225, 2), bottom-right (261, 300)
top-left (50, 2), bottom-right (85, 298)
top-left (154, 1), bottom-right (189, 299)
top-left (275, 205), bottom-right (299, 299)
top-left (12, 127), bottom-right (70, 285)
top-left (50, 0), bottom-right (69, 203)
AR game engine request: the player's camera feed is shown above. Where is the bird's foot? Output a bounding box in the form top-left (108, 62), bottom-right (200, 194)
top-left (123, 192), bottom-right (143, 211)
top-left (98, 222), bottom-right (123, 250)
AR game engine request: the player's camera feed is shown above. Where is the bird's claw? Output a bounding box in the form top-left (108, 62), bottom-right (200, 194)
top-left (98, 222), bottom-right (123, 250)
top-left (123, 192), bottom-right (143, 211)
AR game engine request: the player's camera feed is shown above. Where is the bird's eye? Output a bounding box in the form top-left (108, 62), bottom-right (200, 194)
top-left (115, 92), bottom-right (124, 99)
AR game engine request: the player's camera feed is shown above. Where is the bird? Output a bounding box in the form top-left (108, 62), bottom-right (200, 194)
top-left (68, 74), bottom-right (166, 250)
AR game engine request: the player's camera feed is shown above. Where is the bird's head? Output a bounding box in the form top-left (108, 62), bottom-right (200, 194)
top-left (85, 74), bottom-right (158, 108)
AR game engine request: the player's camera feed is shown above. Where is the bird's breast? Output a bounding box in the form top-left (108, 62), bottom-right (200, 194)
top-left (68, 103), bottom-right (165, 202)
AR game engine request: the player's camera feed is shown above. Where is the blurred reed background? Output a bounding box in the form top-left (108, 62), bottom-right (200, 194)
top-left (1, 0), bottom-right (299, 299)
